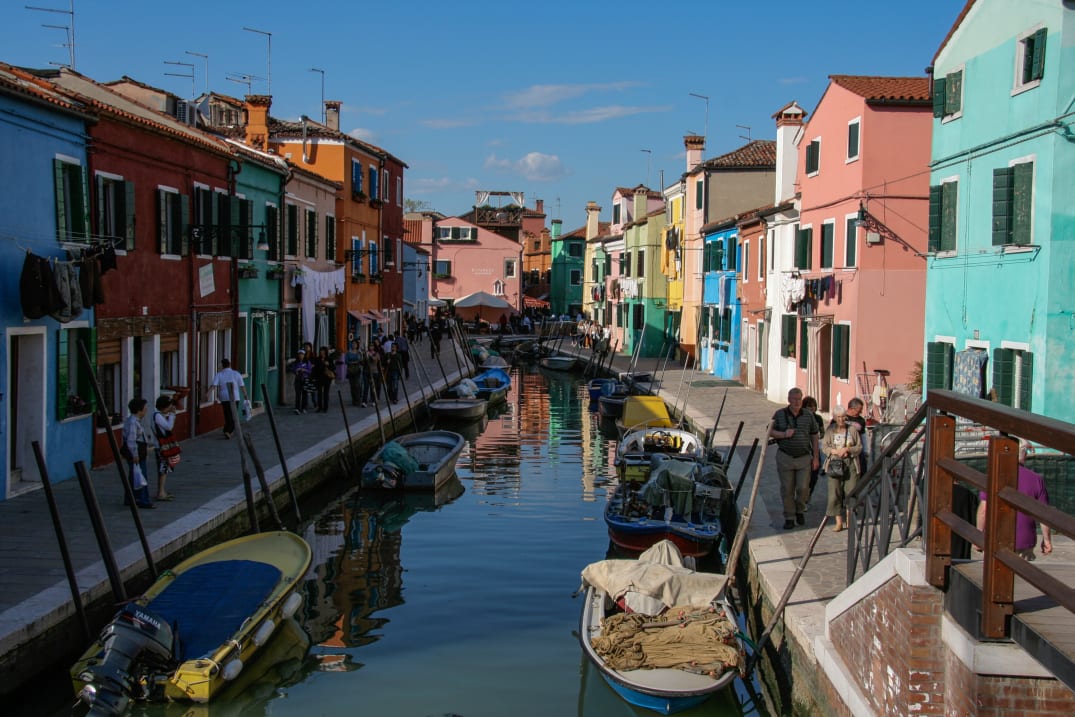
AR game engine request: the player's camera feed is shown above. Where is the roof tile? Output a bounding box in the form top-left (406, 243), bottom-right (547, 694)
top-left (829, 75), bottom-right (931, 103)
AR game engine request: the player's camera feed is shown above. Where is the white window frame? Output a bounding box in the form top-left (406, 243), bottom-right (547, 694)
top-left (157, 184), bottom-right (183, 259)
top-left (846, 116), bottom-right (861, 163)
top-left (741, 240), bottom-right (749, 284)
top-left (756, 320), bottom-right (765, 367)
top-left (382, 169), bottom-right (390, 204)
top-left (1012, 24), bottom-right (1045, 96)
top-left (821, 218), bottom-right (836, 271)
top-left (807, 137), bottom-right (821, 177)
top-left (504, 259), bottom-right (517, 279)
top-left (844, 212), bottom-right (859, 268)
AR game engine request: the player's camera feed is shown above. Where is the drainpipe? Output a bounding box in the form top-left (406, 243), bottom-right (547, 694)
top-left (301, 116), bottom-right (310, 164)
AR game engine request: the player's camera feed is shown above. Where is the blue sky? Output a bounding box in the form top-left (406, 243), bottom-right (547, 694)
top-left (2, 1), bottom-right (962, 228)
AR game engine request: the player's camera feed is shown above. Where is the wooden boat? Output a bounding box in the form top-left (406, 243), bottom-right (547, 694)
top-left (470, 366), bottom-right (511, 403)
top-left (481, 354), bottom-right (510, 368)
top-left (540, 355), bottom-right (578, 371)
top-left (360, 430), bottom-right (466, 490)
top-left (597, 382), bottom-right (632, 419)
top-left (71, 531), bottom-right (312, 714)
top-left (578, 540), bottom-right (744, 714)
top-left (588, 378), bottom-right (617, 401)
top-left (428, 396), bottom-right (488, 421)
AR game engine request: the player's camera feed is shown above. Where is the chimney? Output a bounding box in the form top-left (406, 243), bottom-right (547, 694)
top-left (773, 101), bottom-right (806, 204)
top-left (325, 100), bottom-right (341, 131)
top-left (244, 95), bottom-right (272, 152)
top-left (535, 198), bottom-right (544, 214)
top-left (585, 201), bottom-right (601, 241)
top-left (684, 135), bottom-right (705, 173)
top-left (633, 186), bottom-right (649, 225)
top-left (551, 218), bottom-right (562, 240)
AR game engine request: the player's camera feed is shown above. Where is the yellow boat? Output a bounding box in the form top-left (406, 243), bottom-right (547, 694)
top-left (71, 531), bottom-right (311, 715)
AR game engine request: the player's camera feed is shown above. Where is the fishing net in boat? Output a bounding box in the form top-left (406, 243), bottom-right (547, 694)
top-left (592, 605), bottom-right (743, 675)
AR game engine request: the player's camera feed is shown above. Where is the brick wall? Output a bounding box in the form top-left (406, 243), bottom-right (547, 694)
top-left (829, 576), bottom-right (946, 715)
top-left (945, 650), bottom-right (1075, 716)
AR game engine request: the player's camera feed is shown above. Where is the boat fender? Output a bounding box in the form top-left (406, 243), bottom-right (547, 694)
top-left (252, 619), bottom-right (276, 647)
top-left (221, 658), bottom-right (243, 681)
top-left (281, 592), bottom-right (303, 619)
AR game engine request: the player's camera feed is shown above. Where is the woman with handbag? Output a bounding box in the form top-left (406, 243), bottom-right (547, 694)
top-left (312, 346), bottom-right (334, 413)
top-left (121, 398), bottom-right (154, 509)
top-left (822, 404), bottom-right (862, 532)
top-left (152, 395), bottom-right (180, 501)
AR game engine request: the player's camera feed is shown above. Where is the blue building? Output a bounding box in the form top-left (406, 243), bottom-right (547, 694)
top-left (700, 220), bottom-right (741, 379)
top-left (0, 65), bottom-right (95, 500)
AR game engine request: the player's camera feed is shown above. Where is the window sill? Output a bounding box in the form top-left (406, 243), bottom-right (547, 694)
top-left (845, 155), bottom-right (860, 164)
top-left (940, 111), bottom-right (963, 124)
top-left (1011, 80), bottom-right (1040, 97)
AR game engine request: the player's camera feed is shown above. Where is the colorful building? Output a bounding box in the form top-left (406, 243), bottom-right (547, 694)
top-left (550, 221), bottom-right (585, 318)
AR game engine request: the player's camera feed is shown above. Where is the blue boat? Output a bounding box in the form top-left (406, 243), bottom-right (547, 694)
top-left (470, 366), bottom-right (511, 403)
top-left (587, 378), bottom-right (616, 401)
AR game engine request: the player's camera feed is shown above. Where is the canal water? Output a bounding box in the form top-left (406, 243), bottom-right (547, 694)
top-left (47, 366), bottom-right (768, 717)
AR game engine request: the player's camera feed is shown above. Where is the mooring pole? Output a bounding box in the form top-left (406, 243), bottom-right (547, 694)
top-left (73, 461), bottom-right (127, 603)
top-left (260, 383), bottom-right (301, 522)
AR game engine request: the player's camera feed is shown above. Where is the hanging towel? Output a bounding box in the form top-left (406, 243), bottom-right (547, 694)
top-left (50, 262), bottom-right (84, 323)
top-left (19, 253), bottom-right (65, 319)
top-left (953, 349), bottom-right (988, 398)
top-left (99, 245), bottom-right (118, 273)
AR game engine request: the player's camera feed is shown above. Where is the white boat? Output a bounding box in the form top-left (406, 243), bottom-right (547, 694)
top-left (578, 541), bottom-right (744, 714)
top-left (540, 355), bottom-right (578, 371)
top-left (360, 430), bottom-right (466, 490)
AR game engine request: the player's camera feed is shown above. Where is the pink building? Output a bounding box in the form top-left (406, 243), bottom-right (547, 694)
top-left (789, 75), bottom-right (932, 411)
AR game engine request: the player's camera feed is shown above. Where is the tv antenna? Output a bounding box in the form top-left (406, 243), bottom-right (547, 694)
top-left (164, 60), bottom-right (195, 98)
top-left (689, 92), bottom-right (709, 142)
top-left (226, 73), bottom-right (263, 95)
top-left (185, 51), bottom-right (209, 95)
top-left (27, 1), bottom-right (75, 68)
top-left (242, 26), bottom-right (272, 94)
top-left (737, 124), bottom-right (752, 142)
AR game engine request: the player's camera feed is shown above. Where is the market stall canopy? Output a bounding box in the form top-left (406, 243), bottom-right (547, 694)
top-left (524, 295), bottom-right (550, 309)
top-left (429, 298), bottom-right (447, 307)
top-left (454, 291), bottom-right (512, 310)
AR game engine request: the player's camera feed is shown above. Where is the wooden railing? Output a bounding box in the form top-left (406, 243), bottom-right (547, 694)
top-left (924, 389), bottom-right (1075, 638)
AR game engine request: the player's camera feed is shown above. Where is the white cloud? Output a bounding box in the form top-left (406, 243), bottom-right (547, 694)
top-left (408, 176), bottom-right (481, 195)
top-left (484, 152), bottom-right (567, 182)
top-left (510, 104), bottom-right (672, 125)
top-left (503, 82), bottom-right (639, 109)
top-left (347, 127), bottom-right (377, 142)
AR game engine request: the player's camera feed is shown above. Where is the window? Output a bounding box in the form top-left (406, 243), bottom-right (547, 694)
top-left (992, 347), bottom-right (1033, 409)
top-left (351, 159), bottom-right (363, 196)
top-left (305, 208), bottom-right (318, 258)
top-left (396, 176), bottom-right (402, 206)
top-left (95, 174), bottom-right (135, 250)
top-left (992, 161), bottom-right (1034, 246)
top-left (351, 238), bottom-right (364, 276)
top-left (369, 165), bottom-right (379, 201)
top-left (591, 261), bottom-right (599, 282)
top-left (820, 222), bottom-right (834, 269)
top-left (795, 226), bottom-right (813, 269)
top-left (383, 169), bottom-right (390, 204)
top-left (193, 186), bottom-right (214, 254)
top-left (769, 229), bottom-right (775, 272)
top-left (805, 139), bottom-right (821, 175)
top-left (799, 319), bottom-right (809, 369)
top-left (285, 204), bottom-right (300, 256)
top-left (57, 326), bottom-right (96, 420)
top-left (369, 241), bottom-right (379, 275)
top-left (160, 333), bottom-right (181, 392)
top-left (569, 242), bottom-right (583, 258)
top-left (832, 323), bottom-right (850, 380)
top-left (1014, 27), bottom-right (1046, 92)
top-left (741, 241), bottom-right (749, 282)
top-left (96, 337), bottom-right (121, 424)
top-left (758, 233), bottom-right (765, 281)
top-left (926, 341), bottom-right (955, 390)
top-left (781, 315), bottom-right (797, 358)
top-left (435, 226), bottom-right (477, 242)
top-left (434, 260), bottom-right (452, 278)
top-left (695, 179), bottom-right (704, 210)
top-left (324, 215), bottom-right (336, 261)
top-left (845, 216), bottom-right (858, 267)
top-left (932, 67), bottom-right (963, 119)
top-left (215, 191), bottom-right (233, 257)
top-left (604, 254), bottom-right (612, 275)
top-left (157, 188), bottom-right (188, 256)
top-left (54, 157), bottom-right (90, 243)
top-left (264, 204), bottom-right (279, 259)
top-left (493, 280), bottom-right (504, 296)
top-left (236, 197), bottom-right (253, 259)
top-left (636, 249), bottom-right (645, 278)
top-left (847, 119), bottom-right (860, 162)
top-left (504, 259), bottom-right (517, 278)
top-left (928, 180), bottom-right (959, 253)
top-left (570, 269), bottom-right (582, 285)
top-left (613, 203), bottom-right (621, 224)
top-left (756, 321), bottom-right (765, 364)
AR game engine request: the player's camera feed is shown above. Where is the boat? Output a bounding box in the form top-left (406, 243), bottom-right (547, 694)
top-left (360, 430), bottom-right (466, 490)
top-left (578, 540), bottom-right (745, 714)
top-left (470, 366), bottom-right (511, 403)
top-left (481, 354), bottom-right (510, 368)
top-left (428, 396), bottom-right (488, 421)
top-left (615, 395), bottom-right (675, 436)
top-left (588, 378), bottom-right (617, 401)
top-left (540, 355), bottom-right (578, 371)
top-left (71, 531), bottom-right (312, 714)
top-left (597, 382), bottom-right (632, 419)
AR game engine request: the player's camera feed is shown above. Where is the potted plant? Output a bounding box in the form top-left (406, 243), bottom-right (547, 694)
top-left (369, 198), bottom-right (383, 208)
top-left (369, 272), bottom-right (382, 283)
top-left (238, 262), bottom-right (259, 279)
top-left (266, 265), bottom-right (285, 280)
top-left (351, 272), bottom-right (366, 283)
top-left (351, 189), bottom-right (366, 202)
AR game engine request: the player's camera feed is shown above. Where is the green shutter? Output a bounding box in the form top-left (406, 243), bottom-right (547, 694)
top-left (926, 341), bottom-right (954, 390)
top-left (945, 70), bottom-right (962, 115)
top-left (179, 194), bottom-right (190, 256)
top-left (124, 181), bottom-right (136, 250)
top-left (992, 348), bottom-right (1013, 406)
top-left (57, 329), bottom-right (69, 420)
top-left (805, 141), bottom-right (819, 174)
top-left (799, 319), bottom-right (809, 370)
top-left (1030, 29), bottom-right (1046, 82)
top-left (781, 315), bottom-right (796, 358)
top-left (932, 77), bottom-right (947, 118)
top-left (1012, 162), bottom-right (1033, 246)
top-left (54, 159), bottom-right (68, 242)
top-left (325, 216), bottom-right (335, 261)
top-left (1018, 352), bottom-right (1033, 410)
top-left (847, 122), bottom-right (859, 159)
top-left (845, 217), bottom-right (857, 267)
top-left (992, 168), bottom-right (1013, 246)
top-left (157, 189), bottom-right (168, 253)
top-left (795, 228), bottom-right (807, 269)
top-left (940, 182), bottom-right (957, 252)
top-left (821, 223), bottom-right (834, 268)
top-left (695, 180), bottom-right (703, 210)
top-left (78, 165), bottom-right (90, 240)
top-left (832, 324), bottom-right (844, 379)
top-left (928, 185), bottom-right (942, 252)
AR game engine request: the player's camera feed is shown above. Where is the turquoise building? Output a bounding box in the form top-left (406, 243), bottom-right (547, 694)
top-left (700, 221), bottom-right (741, 378)
top-left (925, 1), bottom-right (1075, 423)
top-left (550, 224), bottom-right (585, 318)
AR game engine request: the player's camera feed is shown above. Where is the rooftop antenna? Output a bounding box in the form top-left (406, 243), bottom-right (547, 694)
top-left (185, 50), bottom-right (208, 95)
top-left (555, 196), bottom-right (561, 221)
top-left (242, 26), bottom-right (272, 94)
top-left (225, 73), bottom-right (262, 96)
top-left (309, 68), bottom-right (325, 123)
top-left (737, 124), bottom-right (752, 142)
top-left (640, 148), bottom-right (652, 187)
top-left (164, 60), bottom-right (195, 98)
top-left (27, 1), bottom-right (75, 68)
top-left (689, 92), bottom-right (709, 143)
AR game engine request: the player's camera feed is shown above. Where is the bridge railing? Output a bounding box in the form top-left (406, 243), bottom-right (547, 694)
top-left (924, 390), bottom-right (1075, 638)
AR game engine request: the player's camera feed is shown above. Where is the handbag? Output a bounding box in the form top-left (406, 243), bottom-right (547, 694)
top-left (827, 457), bottom-right (847, 478)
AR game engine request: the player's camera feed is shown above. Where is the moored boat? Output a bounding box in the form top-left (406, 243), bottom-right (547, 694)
top-left (597, 382), bottom-right (632, 419)
top-left (428, 396), bottom-right (488, 421)
top-left (470, 366), bottom-right (511, 403)
top-left (540, 355), bottom-right (578, 371)
top-left (578, 540), bottom-right (745, 714)
top-left (71, 531), bottom-right (312, 714)
top-left (588, 378), bottom-right (616, 401)
top-left (615, 395), bottom-right (675, 436)
top-left (360, 430), bottom-right (466, 490)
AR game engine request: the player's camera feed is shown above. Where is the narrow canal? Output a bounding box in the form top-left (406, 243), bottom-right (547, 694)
top-left (45, 365), bottom-right (769, 717)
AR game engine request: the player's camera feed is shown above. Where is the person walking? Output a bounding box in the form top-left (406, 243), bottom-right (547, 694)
top-left (846, 397), bottom-right (868, 475)
top-left (362, 343), bottom-right (382, 406)
top-left (312, 346), bottom-right (334, 413)
top-left (768, 387), bottom-right (820, 530)
top-left (802, 395), bottom-right (825, 497)
top-left (385, 344), bottom-right (402, 403)
top-left (289, 348), bottom-right (312, 413)
top-left (210, 358), bottom-right (246, 439)
top-left (430, 319), bottom-right (443, 358)
top-left (121, 398), bottom-right (154, 509)
top-left (344, 340), bottom-right (365, 406)
top-left (821, 405), bottom-right (861, 532)
top-left (976, 440), bottom-right (1053, 560)
top-left (151, 395), bottom-right (179, 501)
top-left (395, 332), bottom-right (411, 380)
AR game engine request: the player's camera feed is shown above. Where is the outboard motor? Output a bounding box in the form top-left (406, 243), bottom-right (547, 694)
top-left (76, 604), bottom-right (177, 716)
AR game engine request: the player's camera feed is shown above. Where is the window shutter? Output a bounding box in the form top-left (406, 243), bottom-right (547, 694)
top-left (926, 341), bottom-right (954, 390)
top-left (932, 77), bottom-right (947, 117)
top-left (1012, 162), bottom-right (1033, 246)
top-left (799, 319), bottom-right (809, 369)
top-left (54, 159), bottom-right (68, 242)
top-left (1030, 29), bottom-right (1046, 81)
top-left (928, 186), bottom-right (942, 252)
top-left (795, 229), bottom-right (807, 268)
top-left (1018, 351), bottom-right (1033, 410)
top-left (57, 329), bottom-right (69, 420)
top-left (940, 182), bottom-right (957, 252)
top-left (945, 70), bottom-right (962, 115)
top-left (806, 141), bottom-right (819, 174)
top-left (992, 168), bottom-right (1013, 246)
top-left (845, 217), bottom-right (857, 267)
top-left (847, 123), bottom-right (859, 159)
top-left (992, 348), bottom-right (1013, 406)
top-left (243, 199), bottom-right (254, 259)
top-left (831, 325), bottom-right (844, 378)
top-left (325, 216), bottom-right (336, 261)
top-left (781, 315), bottom-right (796, 358)
top-left (78, 166), bottom-right (90, 241)
top-left (124, 181), bottom-right (136, 250)
top-left (157, 189), bottom-right (168, 253)
top-left (821, 223), bottom-right (834, 268)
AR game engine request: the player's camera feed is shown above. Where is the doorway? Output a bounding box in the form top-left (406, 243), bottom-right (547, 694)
top-left (7, 330), bottom-right (46, 498)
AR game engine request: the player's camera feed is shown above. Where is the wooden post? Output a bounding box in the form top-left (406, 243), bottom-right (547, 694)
top-left (260, 383), bottom-right (301, 522)
top-left (925, 410), bottom-right (956, 589)
top-left (981, 433), bottom-right (1018, 638)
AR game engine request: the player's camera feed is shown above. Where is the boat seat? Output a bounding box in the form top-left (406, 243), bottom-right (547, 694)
top-left (148, 559), bottom-right (282, 661)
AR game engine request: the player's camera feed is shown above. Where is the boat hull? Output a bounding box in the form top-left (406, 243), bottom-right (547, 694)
top-left (598, 394), bottom-right (627, 418)
top-left (71, 531), bottom-right (311, 709)
top-left (540, 356), bottom-right (578, 371)
top-left (360, 430), bottom-right (466, 491)
top-left (472, 367), bottom-right (511, 403)
top-left (428, 397), bottom-right (488, 421)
